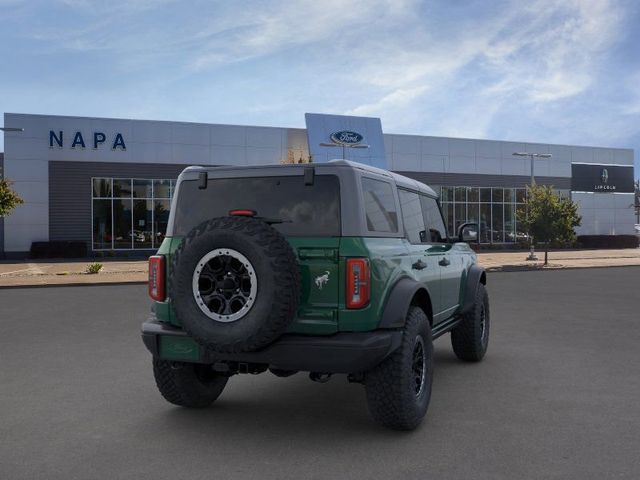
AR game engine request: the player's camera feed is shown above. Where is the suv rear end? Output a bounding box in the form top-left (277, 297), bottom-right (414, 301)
top-left (143, 162), bottom-right (401, 368)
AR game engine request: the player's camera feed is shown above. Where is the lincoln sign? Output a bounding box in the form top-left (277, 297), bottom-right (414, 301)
top-left (571, 163), bottom-right (634, 193)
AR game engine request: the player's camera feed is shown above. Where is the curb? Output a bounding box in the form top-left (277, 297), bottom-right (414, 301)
top-left (484, 264), bottom-right (640, 273)
top-left (0, 280), bottom-right (147, 289)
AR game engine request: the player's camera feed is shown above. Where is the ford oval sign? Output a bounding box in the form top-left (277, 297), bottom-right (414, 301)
top-left (330, 130), bottom-right (364, 146)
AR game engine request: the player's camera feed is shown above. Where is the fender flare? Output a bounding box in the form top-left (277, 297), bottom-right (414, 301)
top-left (378, 277), bottom-right (432, 329)
top-left (459, 265), bottom-right (486, 315)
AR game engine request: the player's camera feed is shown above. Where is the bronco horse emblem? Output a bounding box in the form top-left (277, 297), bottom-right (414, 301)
top-left (315, 271), bottom-right (330, 290)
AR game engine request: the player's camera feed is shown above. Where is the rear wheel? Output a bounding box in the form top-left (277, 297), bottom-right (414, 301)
top-left (451, 283), bottom-right (490, 362)
top-left (152, 359), bottom-right (228, 408)
top-left (364, 307), bottom-right (433, 430)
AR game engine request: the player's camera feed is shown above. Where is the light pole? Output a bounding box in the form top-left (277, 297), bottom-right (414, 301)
top-left (512, 151), bottom-right (552, 261)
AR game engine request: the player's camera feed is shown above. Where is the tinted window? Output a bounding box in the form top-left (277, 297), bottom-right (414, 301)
top-left (399, 189), bottom-right (426, 244)
top-left (173, 175), bottom-right (341, 237)
top-left (362, 178), bottom-right (398, 233)
top-left (421, 196), bottom-right (447, 243)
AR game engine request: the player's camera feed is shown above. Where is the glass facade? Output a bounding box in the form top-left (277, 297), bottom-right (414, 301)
top-left (92, 178), bottom-right (174, 250)
top-left (439, 186), bottom-right (528, 244)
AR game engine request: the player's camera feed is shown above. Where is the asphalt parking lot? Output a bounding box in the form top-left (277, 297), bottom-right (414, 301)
top-left (1, 267), bottom-right (639, 479)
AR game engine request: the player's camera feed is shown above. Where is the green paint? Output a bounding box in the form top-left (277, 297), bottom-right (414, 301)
top-left (151, 232), bottom-right (476, 351)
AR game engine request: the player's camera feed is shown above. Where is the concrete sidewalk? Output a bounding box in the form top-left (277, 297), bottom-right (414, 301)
top-left (1, 248), bottom-right (638, 287)
top-left (0, 259), bottom-right (148, 287)
top-left (479, 248), bottom-right (640, 271)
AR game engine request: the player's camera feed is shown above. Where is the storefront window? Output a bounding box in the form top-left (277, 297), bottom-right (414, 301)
top-left (437, 183), bottom-right (563, 244)
top-left (92, 178), bottom-right (112, 197)
top-left (92, 199), bottom-right (112, 249)
top-left (133, 179), bottom-right (152, 198)
top-left (92, 177), bottom-right (175, 250)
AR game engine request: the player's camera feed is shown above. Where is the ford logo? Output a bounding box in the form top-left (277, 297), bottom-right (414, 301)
top-left (330, 130), bottom-right (364, 145)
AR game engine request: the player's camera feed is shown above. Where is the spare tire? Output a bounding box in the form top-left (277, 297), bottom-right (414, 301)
top-left (169, 216), bottom-right (300, 353)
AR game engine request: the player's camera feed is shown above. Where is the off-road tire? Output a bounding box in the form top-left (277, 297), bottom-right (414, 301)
top-left (364, 307), bottom-right (433, 431)
top-left (451, 283), bottom-right (490, 362)
top-left (170, 216), bottom-right (300, 353)
top-left (153, 359), bottom-right (228, 408)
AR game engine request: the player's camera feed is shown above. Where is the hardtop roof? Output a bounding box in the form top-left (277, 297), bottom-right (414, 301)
top-left (182, 160), bottom-right (438, 198)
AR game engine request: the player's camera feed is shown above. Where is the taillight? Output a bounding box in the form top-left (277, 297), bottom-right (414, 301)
top-left (346, 258), bottom-right (370, 309)
top-left (148, 255), bottom-right (166, 301)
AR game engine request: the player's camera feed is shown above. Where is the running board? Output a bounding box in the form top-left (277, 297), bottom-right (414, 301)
top-left (432, 316), bottom-right (462, 339)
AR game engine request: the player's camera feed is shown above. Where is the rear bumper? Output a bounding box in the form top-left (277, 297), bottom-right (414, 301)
top-left (141, 319), bottom-right (402, 374)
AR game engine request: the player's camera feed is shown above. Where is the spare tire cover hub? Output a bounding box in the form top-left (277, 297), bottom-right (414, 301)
top-left (192, 248), bottom-right (258, 323)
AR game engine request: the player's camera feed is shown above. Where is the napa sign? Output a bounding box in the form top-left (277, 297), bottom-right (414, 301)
top-left (49, 130), bottom-right (126, 150)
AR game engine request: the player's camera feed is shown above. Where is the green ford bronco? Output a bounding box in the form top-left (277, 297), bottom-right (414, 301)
top-left (142, 160), bottom-right (489, 430)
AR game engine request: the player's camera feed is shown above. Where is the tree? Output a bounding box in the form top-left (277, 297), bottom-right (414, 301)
top-left (520, 185), bottom-right (581, 265)
top-left (0, 178), bottom-right (24, 217)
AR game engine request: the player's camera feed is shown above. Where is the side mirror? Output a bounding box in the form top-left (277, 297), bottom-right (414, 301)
top-left (458, 222), bottom-right (479, 243)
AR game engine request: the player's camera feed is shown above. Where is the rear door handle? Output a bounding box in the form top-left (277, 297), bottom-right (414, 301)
top-left (412, 260), bottom-right (427, 270)
top-left (438, 257), bottom-right (450, 267)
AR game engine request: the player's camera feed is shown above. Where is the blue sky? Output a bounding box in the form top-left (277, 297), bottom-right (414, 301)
top-left (1, 0), bottom-right (639, 178)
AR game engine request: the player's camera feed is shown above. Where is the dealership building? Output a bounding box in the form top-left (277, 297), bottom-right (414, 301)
top-left (0, 112), bottom-right (636, 258)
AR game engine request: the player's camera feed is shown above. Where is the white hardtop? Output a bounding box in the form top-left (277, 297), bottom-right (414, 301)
top-left (181, 160), bottom-right (438, 198)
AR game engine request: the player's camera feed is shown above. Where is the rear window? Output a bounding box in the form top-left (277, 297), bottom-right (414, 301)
top-left (173, 175), bottom-right (341, 237)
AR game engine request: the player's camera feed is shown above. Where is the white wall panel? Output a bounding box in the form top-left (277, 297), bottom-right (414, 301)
top-left (4, 136), bottom-right (48, 160)
top-left (593, 148), bottom-right (614, 164)
top-left (571, 146), bottom-right (595, 164)
top-left (246, 127), bottom-right (284, 149)
top-left (549, 144), bottom-right (572, 163)
top-left (392, 135), bottom-right (420, 154)
top-left (500, 142), bottom-right (526, 159)
top-left (210, 145), bottom-right (247, 166)
top-left (613, 193), bottom-right (635, 209)
top-left (532, 158), bottom-right (550, 177)
top-left (4, 159), bottom-right (48, 182)
top-left (613, 149), bottom-right (634, 165)
top-left (10, 181), bottom-right (48, 203)
top-left (383, 137), bottom-right (393, 156)
top-left (171, 144), bottom-right (210, 164)
top-left (3, 224), bottom-right (48, 251)
top-left (171, 123), bottom-right (209, 146)
top-left (572, 192), bottom-right (595, 209)
top-left (393, 153), bottom-right (419, 171)
top-left (420, 136), bottom-right (449, 156)
top-left (549, 160), bottom-right (571, 177)
top-left (448, 138), bottom-right (475, 157)
top-left (592, 194), bottom-right (615, 210)
top-left (246, 147), bottom-right (282, 165)
top-left (476, 140), bottom-right (501, 158)
top-left (211, 125), bottom-right (246, 146)
top-left (447, 155), bottom-right (475, 174)
top-left (132, 121), bottom-right (172, 144)
top-left (5, 203), bottom-right (48, 226)
top-left (420, 154), bottom-right (446, 173)
top-left (5, 113), bottom-right (48, 140)
top-left (500, 157), bottom-right (528, 176)
top-left (476, 157), bottom-right (501, 175)
top-left (524, 143), bottom-right (550, 154)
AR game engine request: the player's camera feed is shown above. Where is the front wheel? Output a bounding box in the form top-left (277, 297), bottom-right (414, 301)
top-left (152, 359), bottom-right (228, 408)
top-left (364, 307), bottom-right (433, 430)
top-left (451, 283), bottom-right (490, 362)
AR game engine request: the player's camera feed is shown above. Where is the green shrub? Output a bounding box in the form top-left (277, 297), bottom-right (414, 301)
top-left (86, 263), bottom-right (103, 274)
